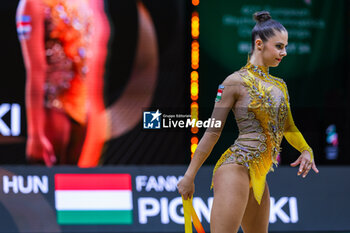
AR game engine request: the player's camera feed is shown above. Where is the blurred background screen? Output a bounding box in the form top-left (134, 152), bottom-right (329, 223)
top-left (197, 0), bottom-right (350, 166)
top-left (0, 0), bottom-right (191, 166)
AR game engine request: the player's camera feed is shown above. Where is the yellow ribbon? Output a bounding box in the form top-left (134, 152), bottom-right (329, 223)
top-left (182, 196), bottom-right (205, 233)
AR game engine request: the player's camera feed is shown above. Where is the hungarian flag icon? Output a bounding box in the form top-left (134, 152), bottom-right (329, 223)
top-left (55, 174), bottom-right (133, 225)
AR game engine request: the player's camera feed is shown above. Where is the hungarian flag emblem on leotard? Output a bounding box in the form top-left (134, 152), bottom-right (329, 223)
top-left (215, 84), bottom-right (225, 102)
top-left (16, 15), bottom-right (32, 40)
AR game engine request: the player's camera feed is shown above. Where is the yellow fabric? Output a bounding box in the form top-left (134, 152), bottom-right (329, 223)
top-left (183, 196), bottom-right (193, 233)
top-left (182, 196), bottom-right (206, 233)
top-left (283, 103), bottom-right (314, 162)
top-left (244, 71), bottom-right (281, 204)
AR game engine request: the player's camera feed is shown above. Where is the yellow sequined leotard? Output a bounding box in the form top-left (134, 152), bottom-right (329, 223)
top-left (194, 62), bottom-right (313, 205)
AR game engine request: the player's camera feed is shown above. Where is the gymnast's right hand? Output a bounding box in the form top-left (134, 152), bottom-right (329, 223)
top-left (177, 175), bottom-right (195, 200)
top-left (26, 135), bottom-right (56, 166)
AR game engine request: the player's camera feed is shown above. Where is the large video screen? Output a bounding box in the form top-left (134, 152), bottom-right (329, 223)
top-left (0, 0), bottom-right (191, 166)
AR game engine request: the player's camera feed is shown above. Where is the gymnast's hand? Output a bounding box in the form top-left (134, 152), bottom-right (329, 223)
top-left (290, 150), bottom-right (319, 178)
top-left (177, 175), bottom-right (195, 200)
top-left (26, 135), bottom-right (56, 167)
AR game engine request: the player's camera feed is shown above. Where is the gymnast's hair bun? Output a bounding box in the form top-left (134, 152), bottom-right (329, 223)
top-left (253, 11), bottom-right (271, 23)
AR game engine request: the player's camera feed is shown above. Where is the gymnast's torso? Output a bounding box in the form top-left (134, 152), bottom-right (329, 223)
top-left (212, 62), bottom-right (290, 203)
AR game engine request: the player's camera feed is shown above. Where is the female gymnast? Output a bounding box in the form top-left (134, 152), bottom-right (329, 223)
top-left (16, 0), bottom-right (109, 165)
top-left (177, 11), bottom-right (319, 233)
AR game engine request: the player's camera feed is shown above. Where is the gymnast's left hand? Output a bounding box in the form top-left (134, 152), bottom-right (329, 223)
top-left (290, 150), bottom-right (319, 178)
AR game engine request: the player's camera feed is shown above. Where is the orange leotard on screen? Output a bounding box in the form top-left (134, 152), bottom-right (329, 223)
top-left (43, 0), bottom-right (92, 125)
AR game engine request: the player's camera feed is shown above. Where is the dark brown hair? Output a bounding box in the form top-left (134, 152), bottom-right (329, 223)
top-left (251, 11), bottom-right (286, 54)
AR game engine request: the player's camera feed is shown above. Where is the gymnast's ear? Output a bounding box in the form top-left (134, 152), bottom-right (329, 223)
top-left (255, 38), bottom-right (263, 51)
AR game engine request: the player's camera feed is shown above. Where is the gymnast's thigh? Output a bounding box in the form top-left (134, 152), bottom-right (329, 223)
top-left (210, 163), bottom-right (250, 233)
top-left (241, 182), bottom-right (270, 233)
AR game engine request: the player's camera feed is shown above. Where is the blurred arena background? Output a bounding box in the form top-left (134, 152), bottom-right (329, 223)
top-left (0, 0), bottom-right (349, 232)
